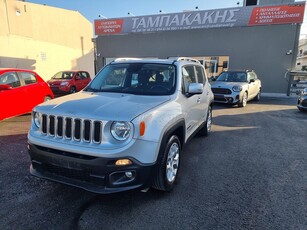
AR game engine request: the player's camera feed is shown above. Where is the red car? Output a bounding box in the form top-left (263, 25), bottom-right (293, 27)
top-left (0, 68), bottom-right (54, 121)
top-left (47, 70), bottom-right (91, 95)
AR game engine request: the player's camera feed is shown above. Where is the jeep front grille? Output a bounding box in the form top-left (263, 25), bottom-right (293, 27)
top-left (211, 88), bottom-right (232, 95)
top-left (41, 114), bottom-right (103, 143)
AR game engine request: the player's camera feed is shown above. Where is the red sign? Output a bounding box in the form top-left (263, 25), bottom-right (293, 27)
top-left (95, 19), bottom-right (123, 35)
top-left (248, 4), bottom-right (305, 26)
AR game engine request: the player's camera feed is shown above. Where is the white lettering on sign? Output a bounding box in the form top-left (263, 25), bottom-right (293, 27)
top-left (131, 9), bottom-right (240, 30)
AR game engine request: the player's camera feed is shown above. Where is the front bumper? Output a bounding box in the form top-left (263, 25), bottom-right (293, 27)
top-left (28, 144), bottom-right (154, 194)
top-left (297, 96), bottom-right (307, 111)
top-left (213, 93), bottom-right (241, 104)
top-left (50, 86), bottom-right (70, 95)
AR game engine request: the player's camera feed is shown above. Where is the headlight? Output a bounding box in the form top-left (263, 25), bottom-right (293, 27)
top-left (33, 111), bottom-right (41, 128)
top-left (232, 85), bottom-right (242, 92)
top-left (302, 88), bottom-right (307, 95)
top-left (60, 82), bottom-right (69, 86)
top-left (110, 121), bottom-right (131, 141)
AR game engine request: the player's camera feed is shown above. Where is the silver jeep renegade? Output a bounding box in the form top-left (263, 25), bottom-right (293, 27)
top-left (28, 57), bottom-right (214, 194)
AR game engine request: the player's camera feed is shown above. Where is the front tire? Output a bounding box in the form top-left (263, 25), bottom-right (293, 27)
top-left (44, 96), bottom-right (52, 102)
top-left (152, 135), bottom-right (181, 192)
top-left (198, 105), bottom-right (212, 136)
top-left (69, 86), bottom-right (76, 94)
top-left (238, 92), bottom-right (248, 107)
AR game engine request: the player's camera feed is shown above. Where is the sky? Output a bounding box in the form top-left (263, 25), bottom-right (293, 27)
top-left (27, 0), bottom-right (307, 36)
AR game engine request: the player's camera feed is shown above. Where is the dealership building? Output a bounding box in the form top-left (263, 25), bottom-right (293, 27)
top-left (94, 0), bottom-right (305, 94)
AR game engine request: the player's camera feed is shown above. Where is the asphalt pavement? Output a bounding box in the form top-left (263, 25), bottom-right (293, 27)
top-left (0, 96), bottom-right (306, 230)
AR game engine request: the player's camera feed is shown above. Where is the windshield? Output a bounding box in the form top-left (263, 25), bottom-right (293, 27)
top-left (52, 71), bottom-right (74, 79)
top-left (85, 63), bottom-right (176, 95)
top-left (216, 72), bottom-right (247, 82)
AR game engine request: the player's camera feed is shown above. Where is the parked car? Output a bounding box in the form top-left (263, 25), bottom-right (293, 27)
top-left (0, 68), bottom-right (54, 121)
top-left (211, 70), bottom-right (261, 107)
top-left (28, 57), bottom-right (214, 194)
top-left (47, 70), bottom-right (91, 95)
top-left (297, 88), bottom-right (307, 112)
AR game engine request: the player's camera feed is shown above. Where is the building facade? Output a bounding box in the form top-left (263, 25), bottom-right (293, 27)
top-left (296, 37), bottom-right (307, 70)
top-left (0, 0), bottom-right (94, 80)
top-left (94, 0), bottom-right (304, 94)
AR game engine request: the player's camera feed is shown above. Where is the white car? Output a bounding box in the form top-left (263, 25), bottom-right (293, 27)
top-left (211, 70), bottom-right (261, 107)
top-left (28, 57), bottom-right (214, 194)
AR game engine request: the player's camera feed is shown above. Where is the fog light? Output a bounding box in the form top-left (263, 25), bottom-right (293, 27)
top-left (228, 98), bottom-right (233, 103)
top-left (125, 171), bottom-right (133, 178)
top-left (115, 159), bottom-right (132, 166)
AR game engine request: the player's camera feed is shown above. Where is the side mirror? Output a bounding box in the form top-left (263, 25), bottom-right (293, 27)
top-left (188, 83), bottom-right (203, 95)
top-left (249, 79), bottom-right (255, 83)
top-left (211, 77), bottom-right (216, 81)
top-left (0, 84), bottom-right (12, 91)
top-left (75, 75), bottom-right (81, 80)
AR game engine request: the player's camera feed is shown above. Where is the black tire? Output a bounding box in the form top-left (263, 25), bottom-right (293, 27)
top-left (44, 96), bottom-right (52, 102)
top-left (198, 105), bottom-right (212, 136)
top-left (238, 92), bottom-right (248, 107)
top-left (70, 86), bottom-right (76, 94)
top-left (152, 135), bottom-right (181, 192)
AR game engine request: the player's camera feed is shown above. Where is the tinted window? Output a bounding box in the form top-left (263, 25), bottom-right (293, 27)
top-left (81, 72), bottom-right (89, 79)
top-left (20, 72), bottom-right (37, 85)
top-left (0, 72), bottom-right (21, 88)
top-left (182, 66), bottom-right (196, 84)
top-left (195, 66), bottom-right (205, 84)
top-left (182, 66), bottom-right (197, 94)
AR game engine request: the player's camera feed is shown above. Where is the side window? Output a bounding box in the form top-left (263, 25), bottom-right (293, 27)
top-left (80, 72), bottom-right (89, 79)
top-left (248, 72), bottom-right (255, 82)
top-left (76, 72), bottom-right (82, 79)
top-left (195, 66), bottom-right (206, 85)
top-left (182, 66), bottom-right (196, 93)
top-left (20, 72), bottom-right (37, 85)
top-left (0, 72), bottom-right (21, 88)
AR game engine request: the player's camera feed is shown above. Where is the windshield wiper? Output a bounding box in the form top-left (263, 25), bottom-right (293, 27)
top-left (84, 87), bottom-right (101, 92)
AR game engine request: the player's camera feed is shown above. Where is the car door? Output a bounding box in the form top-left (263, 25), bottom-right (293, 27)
top-left (253, 72), bottom-right (261, 93)
top-left (0, 72), bottom-right (26, 120)
top-left (18, 71), bottom-right (46, 112)
top-left (181, 65), bottom-right (202, 138)
top-left (73, 72), bottom-right (82, 91)
top-left (81, 72), bottom-right (91, 89)
top-left (247, 72), bottom-right (258, 99)
top-left (195, 65), bottom-right (210, 124)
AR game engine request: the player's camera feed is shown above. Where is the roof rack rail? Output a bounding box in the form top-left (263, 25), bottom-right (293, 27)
top-left (112, 58), bottom-right (142, 63)
top-left (168, 57), bottom-right (200, 64)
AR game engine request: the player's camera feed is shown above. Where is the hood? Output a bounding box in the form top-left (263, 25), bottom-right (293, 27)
top-left (36, 91), bottom-right (171, 121)
top-left (211, 81), bottom-right (247, 89)
top-left (48, 79), bottom-right (69, 85)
